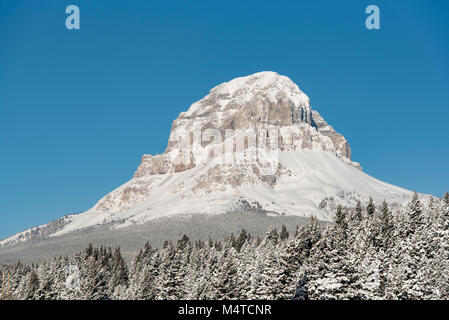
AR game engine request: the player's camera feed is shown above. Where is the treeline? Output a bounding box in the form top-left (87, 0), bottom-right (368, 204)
top-left (1, 192), bottom-right (448, 300)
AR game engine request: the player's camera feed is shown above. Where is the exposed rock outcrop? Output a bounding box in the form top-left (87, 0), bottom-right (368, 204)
top-left (134, 71), bottom-right (359, 178)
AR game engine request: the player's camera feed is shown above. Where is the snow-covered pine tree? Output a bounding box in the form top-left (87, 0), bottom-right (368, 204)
top-left (197, 246), bottom-right (222, 299)
top-left (392, 193), bottom-right (433, 299)
top-left (292, 273), bottom-right (309, 300)
top-left (355, 200), bottom-right (363, 221)
top-left (235, 237), bottom-right (259, 299)
top-left (211, 245), bottom-right (239, 299)
top-left (278, 218), bottom-right (321, 299)
top-left (250, 227), bottom-right (282, 299)
top-left (305, 216), bottom-right (363, 299)
top-left (78, 247), bottom-right (110, 300)
top-left (334, 205), bottom-right (346, 230)
top-left (409, 192), bottom-right (424, 233)
top-left (24, 270), bottom-right (39, 300)
top-left (380, 200), bottom-right (394, 249)
top-left (366, 197), bottom-right (375, 216)
top-left (111, 247), bottom-right (128, 292)
top-left (233, 229), bottom-right (250, 253)
top-left (156, 235), bottom-right (191, 299)
top-left (279, 225), bottom-right (289, 241)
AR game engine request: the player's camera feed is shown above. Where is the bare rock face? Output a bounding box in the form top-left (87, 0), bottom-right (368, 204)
top-left (96, 71), bottom-right (360, 212)
top-left (137, 71), bottom-right (358, 177)
top-left (311, 110), bottom-right (352, 161)
top-left (134, 154), bottom-right (170, 177)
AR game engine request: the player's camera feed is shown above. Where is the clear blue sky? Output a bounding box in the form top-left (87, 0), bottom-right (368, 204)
top-left (1, 0), bottom-right (448, 239)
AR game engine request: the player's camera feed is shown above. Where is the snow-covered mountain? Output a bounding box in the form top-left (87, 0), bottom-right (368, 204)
top-left (1, 71), bottom-right (419, 248)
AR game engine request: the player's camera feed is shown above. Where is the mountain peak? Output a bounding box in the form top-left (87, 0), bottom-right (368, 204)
top-left (210, 71), bottom-right (308, 104)
top-left (166, 72), bottom-right (351, 164)
top-left (184, 71), bottom-right (310, 119)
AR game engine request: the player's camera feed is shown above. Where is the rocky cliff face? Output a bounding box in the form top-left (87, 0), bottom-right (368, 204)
top-left (134, 71), bottom-right (358, 179)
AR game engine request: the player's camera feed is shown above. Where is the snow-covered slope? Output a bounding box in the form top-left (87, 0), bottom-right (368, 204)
top-left (46, 149), bottom-right (412, 238)
top-left (0, 71), bottom-right (421, 247)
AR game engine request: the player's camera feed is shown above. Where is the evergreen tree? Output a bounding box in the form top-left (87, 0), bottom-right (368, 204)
top-left (234, 229), bottom-right (249, 252)
top-left (25, 270), bottom-right (39, 300)
top-left (156, 235), bottom-right (191, 299)
top-left (366, 197), bottom-right (375, 216)
top-left (409, 191), bottom-right (424, 233)
top-left (264, 227), bottom-right (279, 246)
top-left (380, 200), bottom-right (394, 249)
top-left (112, 247), bottom-right (128, 288)
top-left (304, 226), bottom-right (363, 299)
top-left (276, 218), bottom-right (321, 299)
top-left (211, 247), bottom-right (239, 299)
top-left (292, 274), bottom-right (308, 300)
top-left (355, 200), bottom-right (363, 221)
top-left (444, 191), bottom-right (449, 205)
top-left (279, 225), bottom-right (289, 241)
top-left (334, 205), bottom-right (348, 239)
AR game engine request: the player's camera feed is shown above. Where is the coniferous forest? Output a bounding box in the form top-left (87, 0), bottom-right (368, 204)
top-left (1, 192), bottom-right (449, 300)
